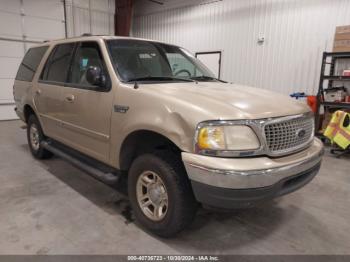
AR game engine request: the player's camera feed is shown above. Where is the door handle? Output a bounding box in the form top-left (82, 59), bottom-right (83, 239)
top-left (65, 94), bottom-right (75, 102)
top-left (35, 89), bottom-right (41, 96)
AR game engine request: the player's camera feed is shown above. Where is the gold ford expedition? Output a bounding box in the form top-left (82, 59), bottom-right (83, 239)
top-left (13, 35), bottom-right (324, 237)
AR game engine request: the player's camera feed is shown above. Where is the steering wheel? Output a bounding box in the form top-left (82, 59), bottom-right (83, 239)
top-left (174, 69), bottom-right (191, 77)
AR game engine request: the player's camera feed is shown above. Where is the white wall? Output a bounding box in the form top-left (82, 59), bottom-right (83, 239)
top-left (132, 0), bottom-right (350, 95)
top-left (133, 0), bottom-right (209, 16)
top-left (65, 0), bottom-right (115, 37)
top-left (0, 0), bottom-right (115, 120)
top-left (0, 0), bottom-right (65, 120)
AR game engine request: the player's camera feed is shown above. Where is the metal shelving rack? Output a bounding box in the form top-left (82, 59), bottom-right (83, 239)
top-left (315, 51), bottom-right (350, 135)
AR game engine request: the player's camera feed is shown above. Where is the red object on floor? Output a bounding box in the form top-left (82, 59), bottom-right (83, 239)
top-left (307, 96), bottom-right (317, 113)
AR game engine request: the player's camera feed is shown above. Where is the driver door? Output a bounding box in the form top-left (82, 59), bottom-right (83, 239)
top-left (59, 41), bottom-right (114, 164)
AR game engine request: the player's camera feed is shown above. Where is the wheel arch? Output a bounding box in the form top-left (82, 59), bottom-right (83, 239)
top-left (23, 104), bottom-right (47, 137)
top-left (23, 104), bottom-right (36, 123)
top-left (119, 129), bottom-right (183, 171)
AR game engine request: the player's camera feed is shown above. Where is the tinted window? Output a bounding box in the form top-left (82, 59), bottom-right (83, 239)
top-left (15, 46), bottom-right (48, 82)
top-left (69, 41), bottom-right (109, 87)
top-left (41, 43), bottom-right (75, 83)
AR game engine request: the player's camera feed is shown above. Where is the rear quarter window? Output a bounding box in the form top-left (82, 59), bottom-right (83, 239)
top-left (15, 46), bottom-right (49, 82)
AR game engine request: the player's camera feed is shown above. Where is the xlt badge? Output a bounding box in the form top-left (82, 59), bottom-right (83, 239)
top-left (114, 105), bottom-right (129, 113)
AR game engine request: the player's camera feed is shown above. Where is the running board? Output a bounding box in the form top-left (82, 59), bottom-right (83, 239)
top-left (41, 141), bottom-right (120, 186)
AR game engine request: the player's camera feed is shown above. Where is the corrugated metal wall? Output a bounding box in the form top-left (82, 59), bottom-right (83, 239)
top-left (132, 0), bottom-right (350, 95)
top-left (65, 0), bottom-right (114, 37)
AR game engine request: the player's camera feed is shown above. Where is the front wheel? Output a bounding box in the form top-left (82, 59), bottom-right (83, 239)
top-left (128, 152), bottom-right (198, 237)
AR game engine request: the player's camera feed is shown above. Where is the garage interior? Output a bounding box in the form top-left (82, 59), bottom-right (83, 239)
top-left (1, 0), bottom-right (350, 256)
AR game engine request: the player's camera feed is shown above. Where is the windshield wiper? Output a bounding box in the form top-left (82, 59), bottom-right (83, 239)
top-left (126, 76), bottom-right (194, 82)
top-left (190, 76), bottom-right (227, 83)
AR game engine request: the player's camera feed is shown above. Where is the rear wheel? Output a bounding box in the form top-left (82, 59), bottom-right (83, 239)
top-left (128, 152), bottom-right (198, 237)
top-left (27, 114), bottom-right (53, 159)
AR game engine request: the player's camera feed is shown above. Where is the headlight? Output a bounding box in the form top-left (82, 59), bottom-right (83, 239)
top-left (195, 123), bottom-right (260, 156)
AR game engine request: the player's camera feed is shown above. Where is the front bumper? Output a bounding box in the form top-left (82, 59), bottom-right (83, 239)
top-left (182, 138), bottom-right (324, 208)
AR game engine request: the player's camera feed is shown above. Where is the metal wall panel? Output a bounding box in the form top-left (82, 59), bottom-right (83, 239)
top-left (0, 0), bottom-right (21, 14)
top-left (132, 0), bottom-right (350, 95)
top-left (23, 0), bottom-right (64, 20)
top-left (0, 12), bottom-right (23, 39)
top-left (24, 16), bottom-right (65, 41)
top-left (0, 0), bottom-right (65, 120)
top-left (0, 39), bottom-right (22, 102)
top-left (65, 0), bottom-right (115, 37)
top-left (22, 0), bottom-right (65, 42)
top-left (133, 0), bottom-right (209, 16)
top-left (91, 10), bottom-right (111, 35)
top-left (0, 0), bottom-right (115, 120)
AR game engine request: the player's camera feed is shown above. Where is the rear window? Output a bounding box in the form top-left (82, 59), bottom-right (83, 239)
top-left (15, 46), bottom-right (48, 82)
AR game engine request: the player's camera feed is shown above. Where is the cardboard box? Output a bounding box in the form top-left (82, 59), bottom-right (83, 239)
top-left (334, 46), bottom-right (350, 52)
top-left (335, 25), bottom-right (350, 34)
top-left (335, 32), bottom-right (350, 40)
top-left (333, 25), bottom-right (350, 52)
top-left (334, 39), bottom-right (350, 47)
top-left (333, 39), bottom-right (350, 52)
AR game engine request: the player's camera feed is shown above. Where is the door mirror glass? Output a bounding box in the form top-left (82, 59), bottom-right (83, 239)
top-left (86, 66), bottom-right (106, 88)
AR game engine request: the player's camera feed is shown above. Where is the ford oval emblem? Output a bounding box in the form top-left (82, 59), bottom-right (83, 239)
top-left (296, 129), bottom-right (306, 138)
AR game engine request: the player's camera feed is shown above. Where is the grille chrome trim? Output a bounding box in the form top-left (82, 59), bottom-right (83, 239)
top-left (194, 112), bottom-right (314, 157)
top-left (262, 113), bottom-right (315, 156)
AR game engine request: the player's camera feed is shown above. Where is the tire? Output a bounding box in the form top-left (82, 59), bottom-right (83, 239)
top-left (128, 152), bottom-right (198, 237)
top-left (27, 114), bottom-right (53, 159)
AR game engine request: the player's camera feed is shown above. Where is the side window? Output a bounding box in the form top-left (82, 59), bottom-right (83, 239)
top-left (41, 43), bottom-right (75, 83)
top-left (15, 46), bottom-right (48, 82)
top-left (68, 41), bottom-right (110, 88)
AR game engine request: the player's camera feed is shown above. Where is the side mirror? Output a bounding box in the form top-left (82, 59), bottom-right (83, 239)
top-left (86, 66), bottom-right (106, 88)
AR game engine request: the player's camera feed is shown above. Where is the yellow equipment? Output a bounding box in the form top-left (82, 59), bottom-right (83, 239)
top-left (324, 110), bottom-right (350, 150)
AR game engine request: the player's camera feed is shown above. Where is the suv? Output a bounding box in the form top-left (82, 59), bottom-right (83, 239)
top-left (14, 35), bottom-right (324, 237)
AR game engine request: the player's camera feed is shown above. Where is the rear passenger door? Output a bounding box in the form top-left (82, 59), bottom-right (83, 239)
top-left (59, 41), bottom-right (114, 164)
top-left (14, 46), bottom-right (48, 119)
top-left (35, 43), bottom-right (75, 140)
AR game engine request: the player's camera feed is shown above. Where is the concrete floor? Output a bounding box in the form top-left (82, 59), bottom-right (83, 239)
top-left (1, 120), bottom-right (350, 255)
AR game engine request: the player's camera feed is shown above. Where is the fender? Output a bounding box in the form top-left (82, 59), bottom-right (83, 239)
top-left (109, 99), bottom-right (195, 168)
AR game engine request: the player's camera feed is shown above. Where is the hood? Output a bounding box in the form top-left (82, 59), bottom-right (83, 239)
top-left (141, 81), bottom-right (310, 120)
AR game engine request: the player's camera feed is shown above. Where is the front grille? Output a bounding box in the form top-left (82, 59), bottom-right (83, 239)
top-left (264, 115), bottom-right (314, 154)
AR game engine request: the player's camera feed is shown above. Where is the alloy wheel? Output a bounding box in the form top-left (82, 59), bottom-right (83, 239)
top-left (136, 171), bottom-right (168, 221)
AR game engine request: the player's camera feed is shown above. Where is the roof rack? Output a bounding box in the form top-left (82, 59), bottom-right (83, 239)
top-left (40, 34), bottom-right (117, 44)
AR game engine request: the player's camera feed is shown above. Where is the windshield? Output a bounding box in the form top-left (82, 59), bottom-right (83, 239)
top-left (106, 39), bottom-right (216, 82)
